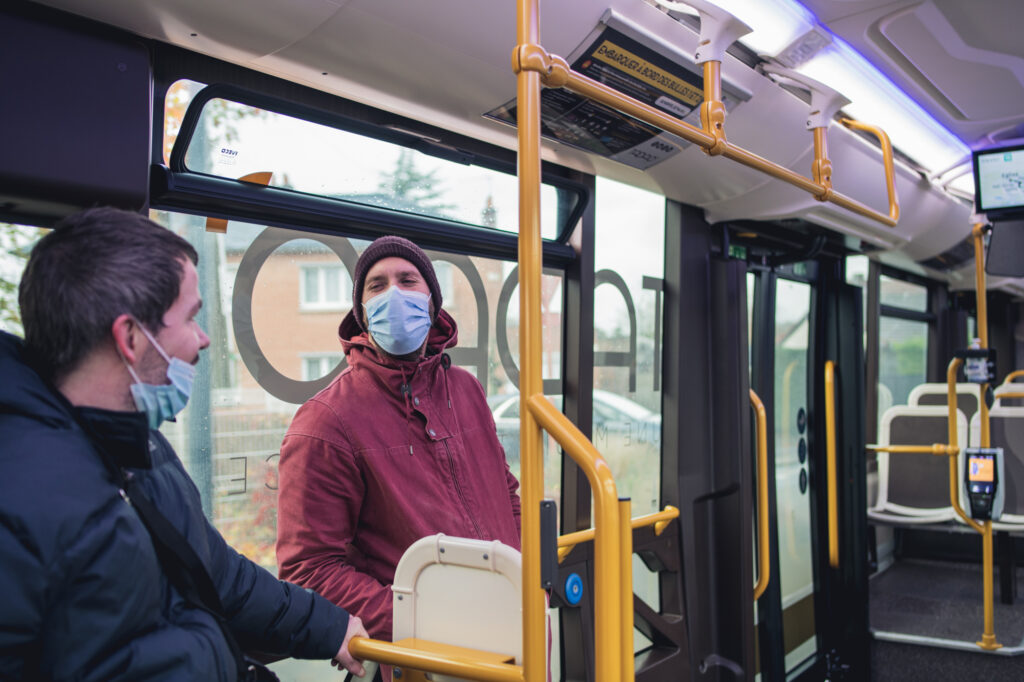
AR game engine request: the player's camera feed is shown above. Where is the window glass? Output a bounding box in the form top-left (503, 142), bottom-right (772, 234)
top-left (165, 81), bottom-right (576, 239)
top-left (878, 316), bottom-right (928, 408)
top-left (149, 210), bottom-right (562, 678)
top-left (0, 223), bottom-right (49, 335)
top-left (594, 176), bottom-right (665, 653)
top-left (880, 274), bottom-right (927, 311)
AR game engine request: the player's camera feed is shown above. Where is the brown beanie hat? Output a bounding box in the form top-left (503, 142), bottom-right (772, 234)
top-left (352, 235), bottom-right (443, 332)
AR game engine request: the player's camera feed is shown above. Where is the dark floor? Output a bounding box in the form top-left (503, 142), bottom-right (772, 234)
top-left (870, 558), bottom-right (1024, 643)
top-left (869, 559), bottom-right (1024, 681)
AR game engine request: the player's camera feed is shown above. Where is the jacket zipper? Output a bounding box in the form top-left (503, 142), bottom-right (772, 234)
top-left (443, 439), bottom-right (482, 538)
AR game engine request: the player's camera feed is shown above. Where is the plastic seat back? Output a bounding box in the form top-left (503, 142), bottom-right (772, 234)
top-left (392, 534), bottom-right (523, 670)
top-left (872, 405), bottom-right (967, 521)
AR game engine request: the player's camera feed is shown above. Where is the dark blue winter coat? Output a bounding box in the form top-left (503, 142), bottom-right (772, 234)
top-left (0, 331), bottom-right (349, 680)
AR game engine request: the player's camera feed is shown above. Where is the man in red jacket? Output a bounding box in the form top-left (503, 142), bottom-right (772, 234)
top-left (276, 236), bottom-right (522, 643)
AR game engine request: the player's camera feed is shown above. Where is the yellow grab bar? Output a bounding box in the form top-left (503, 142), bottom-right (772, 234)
top-left (839, 119), bottom-right (899, 224)
top-left (995, 391), bottom-right (1024, 400)
top-left (618, 498), bottom-right (634, 682)
top-left (1001, 369), bottom-right (1024, 385)
top-left (526, 395), bottom-right (624, 679)
top-left (749, 389), bottom-right (770, 600)
top-left (824, 361), bottom-right (839, 568)
top-left (867, 444), bottom-right (959, 456)
top-left (514, 46), bottom-right (898, 228)
top-left (557, 506), bottom-right (680, 562)
top-left (347, 637), bottom-right (522, 682)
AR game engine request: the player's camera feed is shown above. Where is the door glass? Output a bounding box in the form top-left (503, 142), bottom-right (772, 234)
top-left (594, 176), bottom-right (665, 653)
top-left (773, 278), bottom-right (816, 675)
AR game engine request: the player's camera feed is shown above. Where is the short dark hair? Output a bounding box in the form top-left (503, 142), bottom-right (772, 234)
top-left (19, 207), bottom-right (198, 381)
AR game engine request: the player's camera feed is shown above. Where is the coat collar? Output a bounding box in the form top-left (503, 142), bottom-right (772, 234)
top-left (75, 406), bottom-right (154, 470)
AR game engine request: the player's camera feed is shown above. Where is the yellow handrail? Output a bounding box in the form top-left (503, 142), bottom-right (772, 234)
top-left (514, 47), bottom-right (899, 228)
top-left (526, 396), bottom-right (623, 677)
top-left (347, 638), bottom-right (522, 682)
top-left (514, 0), bottom-right (548, 676)
top-left (557, 505), bottom-right (680, 562)
top-left (839, 119), bottom-right (900, 224)
top-left (824, 361), bottom-right (839, 568)
top-left (515, 1), bottom-right (633, 677)
top-left (995, 392), bottom-right (1024, 400)
top-left (867, 444), bottom-right (959, 456)
top-left (749, 389), bottom-right (770, 600)
top-left (1001, 370), bottom-right (1024, 385)
top-left (619, 498), bottom-right (634, 682)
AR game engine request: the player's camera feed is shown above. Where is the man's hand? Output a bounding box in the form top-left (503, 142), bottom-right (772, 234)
top-left (331, 614), bottom-right (368, 676)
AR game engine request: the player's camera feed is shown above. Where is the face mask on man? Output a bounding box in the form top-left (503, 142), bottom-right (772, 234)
top-left (364, 285), bottom-right (432, 356)
top-left (121, 321), bottom-right (195, 429)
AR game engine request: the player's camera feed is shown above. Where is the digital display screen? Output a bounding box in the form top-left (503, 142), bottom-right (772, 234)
top-left (969, 456), bottom-right (995, 483)
top-left (974, 144), bottom-right (1024, 214)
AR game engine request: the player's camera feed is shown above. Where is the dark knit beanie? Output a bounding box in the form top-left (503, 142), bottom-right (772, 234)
top-left (352, 235), bottom-right (443, 331)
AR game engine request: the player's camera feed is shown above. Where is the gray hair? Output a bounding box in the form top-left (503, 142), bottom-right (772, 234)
top-left (19, 207), bottom-right (198, 382)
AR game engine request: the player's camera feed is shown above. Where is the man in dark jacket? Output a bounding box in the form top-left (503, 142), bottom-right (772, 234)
top-left (0, 207), bottom-right (367, 680)
top-left (276, 236), bottom-right (522, 642)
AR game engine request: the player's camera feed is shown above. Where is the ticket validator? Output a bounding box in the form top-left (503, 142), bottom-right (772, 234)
top-left (965, 448), bottom-right (1004, 521)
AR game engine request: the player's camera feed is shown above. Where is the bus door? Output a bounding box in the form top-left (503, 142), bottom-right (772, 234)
top-left (749, 258), bottom-right (868, 681)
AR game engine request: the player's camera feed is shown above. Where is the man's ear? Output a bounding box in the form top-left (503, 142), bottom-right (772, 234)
top-left (111, 314), bottom-right (141, 364)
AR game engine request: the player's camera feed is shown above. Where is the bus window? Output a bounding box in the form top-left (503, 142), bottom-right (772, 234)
top-left (878, 316), bottom-right (927, 408)
top-left (164, 82), bottom-right (579, 240)
top-left (878, 275), bottom-right (929, 411)
top-left (0, 223), bottom-right (49, 335)
top-left (594, 176), bottom-right (665, 653)
top-left (880, 274), bottom-right (928, 311)
top-left (148, 209), bottom-right (562, 678)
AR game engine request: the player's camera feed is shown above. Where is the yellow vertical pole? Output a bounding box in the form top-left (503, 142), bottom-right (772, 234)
top-left (824, 361), bottom-right (839, 568)
top-left (515, 0), bottom-right (547, 677)
top-left (619, 498), bottom-right (635, 682)
top-left (970, 222), bottom-right (1001, 651)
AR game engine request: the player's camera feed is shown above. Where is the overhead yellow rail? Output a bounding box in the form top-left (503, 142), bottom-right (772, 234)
top-left (513, 18), bottom-right (899, 228)
top-left (750, 389), bottom-right (771, 600)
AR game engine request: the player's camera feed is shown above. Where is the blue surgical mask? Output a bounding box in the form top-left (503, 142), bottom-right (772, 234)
top-left (365, 286), bottom-right (432, 356)
top-left (122, 323), bottom-right (195, 430)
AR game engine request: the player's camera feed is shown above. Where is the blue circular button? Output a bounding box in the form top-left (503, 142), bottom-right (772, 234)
top-left (565, 573), bottom-right (583, 606)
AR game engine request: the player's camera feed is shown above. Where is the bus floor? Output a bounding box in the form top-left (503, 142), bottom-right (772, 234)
top-left (869, 557), bottom-right (1024, 681)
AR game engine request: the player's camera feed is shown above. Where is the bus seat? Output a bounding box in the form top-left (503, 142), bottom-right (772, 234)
top-left (908, 383), bottom-right (981, 422)
top-left (391, 534), bottom-right (525, 679)
top-left (969, 407), bottom-right (1024, 530)
top-left (869, 405), bottom-right (968, 524)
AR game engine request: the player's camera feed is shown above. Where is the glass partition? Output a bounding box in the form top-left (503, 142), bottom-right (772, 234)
top-left (594, 176), bottom-right (665, 653)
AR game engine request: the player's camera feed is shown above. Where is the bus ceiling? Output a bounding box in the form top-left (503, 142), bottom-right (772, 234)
top-left (4, 0), bottom-right (1024, 289)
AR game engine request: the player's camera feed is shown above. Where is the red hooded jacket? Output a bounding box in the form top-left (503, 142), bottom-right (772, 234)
top-left (276, 309), bottom-right (522, 640)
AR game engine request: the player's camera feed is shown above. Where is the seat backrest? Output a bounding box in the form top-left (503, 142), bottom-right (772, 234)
top-left (392, 534), bottom-right (523, 664)
top-left (972, 407), bottom-right (1024, 518)
top-left (878, 405), bottom-right (968, 512)
top-left (909, 383), bottom-right (981, 422)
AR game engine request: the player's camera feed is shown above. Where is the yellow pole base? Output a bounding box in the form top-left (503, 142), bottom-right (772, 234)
top-left (977, 634), bottom-right (1003, 651)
